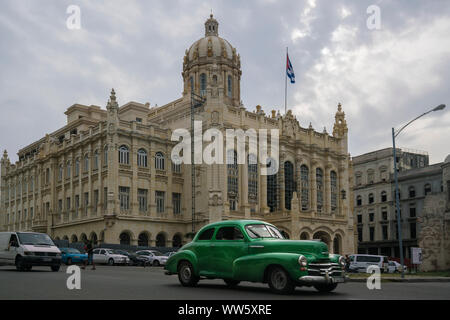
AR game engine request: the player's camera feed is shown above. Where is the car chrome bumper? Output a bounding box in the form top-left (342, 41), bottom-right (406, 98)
top-left (298, 275), bottom-right (348, 284)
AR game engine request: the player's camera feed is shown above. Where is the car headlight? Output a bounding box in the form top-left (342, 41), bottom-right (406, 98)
top-left (298, 255), bottom-right (307, 267)
top-left (339, 256), bottom-right (346, 267)
top-left (24, 251), bottom-right (34, 256)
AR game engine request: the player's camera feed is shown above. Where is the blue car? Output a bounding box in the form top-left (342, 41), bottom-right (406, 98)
top-left (60, 247), bottom-right (88, 265)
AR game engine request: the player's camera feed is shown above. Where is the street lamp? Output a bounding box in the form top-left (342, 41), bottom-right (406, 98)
top-left (392, 104), bottom-right (446, 279)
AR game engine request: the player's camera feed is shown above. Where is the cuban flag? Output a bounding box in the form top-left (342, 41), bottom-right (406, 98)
top-left (286, 53), bottom-right (295, 83)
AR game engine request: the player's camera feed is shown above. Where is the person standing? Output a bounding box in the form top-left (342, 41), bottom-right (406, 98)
top-left (81, 239), bottom-right (96, 270)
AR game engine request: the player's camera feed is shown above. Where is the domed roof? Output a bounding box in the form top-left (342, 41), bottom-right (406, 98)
top-left (185, 14), bottom-right (238, 64)
top-left (445, 154), bottom-right (450, 163)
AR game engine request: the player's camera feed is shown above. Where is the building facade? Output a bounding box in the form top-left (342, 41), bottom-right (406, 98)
top-left (0, 15), bottom-right (355, 254)
top-left (352, 147), bottom-right (448, 260)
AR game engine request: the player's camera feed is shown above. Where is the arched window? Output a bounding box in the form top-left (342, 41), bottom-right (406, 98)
top-left (267, 158), bottom-right (278, 212)
top-left (75, 158), bottom-right (80, 177)
top-left (138, 232), bottom-right (149, 247)
top-left (300, 165), bottom-right (309, 210)
top-left (300, 232), bottom-right (309, 240)
top-left (155, 152), bottom-right (165, 170)
top-left (200, 73), bottom-right (207, 96)
top-left (90, 232), bottom-right (98, 245)
top-left (330, 171), bottom-right (337, 212)
top-left (119, 232), bottom-right (131, 245)
top-left (284, 161), bottom-right (294, 210)
top-left (137, 149), bottom-right (147, 167)
top-left (93, 150), bottom-right (99, 170)
top-left (248, 154), bottom-right (258, 203)
top-left (227, 150), bottom-right (238, 210)
top-left (156, 233), bottom-right (166, 247)
top-left (71, 235), bottom-right (78, 243)
top-left (227, 75), bottom-right (232, 97)
top-left (119, 145), bottom-right (129, 164)
top-left (316, 168), bottom-right (324, 212)
top-left (103, 146), bottom-right (108, 166)
top-left (83, 154), bottom-right (89, 172)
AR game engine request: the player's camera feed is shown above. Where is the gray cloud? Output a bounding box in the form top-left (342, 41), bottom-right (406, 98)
top-left (0, 0), bottom-right (449, 164)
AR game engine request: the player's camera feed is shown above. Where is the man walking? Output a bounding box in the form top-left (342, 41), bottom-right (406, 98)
top-left (81, 239), bottom-right (96, 270)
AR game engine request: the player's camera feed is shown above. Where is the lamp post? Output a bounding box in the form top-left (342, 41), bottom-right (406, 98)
top-left (392, 104), bottom-right (446, 279)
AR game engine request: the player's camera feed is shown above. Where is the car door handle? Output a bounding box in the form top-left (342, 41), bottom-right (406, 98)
top-left (249, 245), bottom-right (264, 248)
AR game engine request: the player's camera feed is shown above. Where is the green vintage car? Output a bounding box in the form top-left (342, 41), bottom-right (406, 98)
top-left (164, 220), bottom-right (347, 294)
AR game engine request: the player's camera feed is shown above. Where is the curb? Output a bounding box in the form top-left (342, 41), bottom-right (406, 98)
top-left (348, 277), bottom-right (450, 283)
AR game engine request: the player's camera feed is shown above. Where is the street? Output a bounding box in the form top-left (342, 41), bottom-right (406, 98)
top-left (0, 265), bottom-right (449, 300)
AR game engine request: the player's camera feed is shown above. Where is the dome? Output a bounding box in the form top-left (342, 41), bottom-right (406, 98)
top-left (184, 14), bottom-right (239, 65)
top-left (445, 154), bottom-right (450, 163)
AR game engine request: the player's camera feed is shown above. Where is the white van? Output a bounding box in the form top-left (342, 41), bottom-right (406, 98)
top-left (348, 254), bottom-right (388, 273)
top-left (0, 232), bottom-right (61, 271)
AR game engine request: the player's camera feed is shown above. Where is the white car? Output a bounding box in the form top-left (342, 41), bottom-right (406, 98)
top-left (92, 248), bottom-right (130, 265)
top-left (136, 250), bottom-right (168, 266)
top-left (348, 254), bottom-right (389, 273)
top-left (387, 260), bottom-right (408, 273)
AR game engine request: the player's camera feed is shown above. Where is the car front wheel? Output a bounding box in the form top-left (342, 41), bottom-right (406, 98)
top-left (267, 266), bottom-right (295, 294)
top-left (153, 260), bottom-right (160, 267)
top-left (178, 261), bottom-right (199, 287)
top-left (108, 258), bottom-right (114, 266)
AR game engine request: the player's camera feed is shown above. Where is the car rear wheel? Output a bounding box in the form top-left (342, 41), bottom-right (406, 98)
top-left (108, 258), bottom-right (115, 266)
top-left (178, 261), bottom-right (199, 287)
top-left (314, 283), bottom-right (338, 293)
top-left (267, 266), bottom-right (295, 294)
top-left (224, 279), bottom-right (240, 288)
top-left (15, 256), bottom-right (26, 271)
top-left (153, 260), bottom-right (160, 267)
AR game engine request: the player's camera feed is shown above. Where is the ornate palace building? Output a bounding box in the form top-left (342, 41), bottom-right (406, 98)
top-left (0, 15), bottom-right (355, 254)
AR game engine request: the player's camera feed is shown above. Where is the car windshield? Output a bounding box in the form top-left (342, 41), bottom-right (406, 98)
top-left (66, 248), bottom-right (80, 254)
top-left (105, 249), bottom-right (114, 254)
top-left (245, 224), bottom-right (284, 239)
top-left (17, 233), bottom-right (55, 246)
top-left (152, 251), bottom-right (163, 256)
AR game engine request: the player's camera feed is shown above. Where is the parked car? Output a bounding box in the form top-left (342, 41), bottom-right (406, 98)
top-left (387, 260), bottom-right (408, 273)
top-left (92, 248), bottom-right (130, 265)
top-left (0, 231), bottom-right (61, 271)
top-left (164, 220), bottom-right (347, 294)
top-left (164, 251), bottom-right (177, 258)
top-left (348, 254), bottom-right (388, 273)
top-left (60, 247), bottom-right (87, 265)
top-left (136, 250), bottom-right (168, 266)
top-left (114, 249), bottom-right (148, 266)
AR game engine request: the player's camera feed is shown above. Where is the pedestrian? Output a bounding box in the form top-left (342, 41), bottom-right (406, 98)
top-left (81, 239), bottom-right (96, 270)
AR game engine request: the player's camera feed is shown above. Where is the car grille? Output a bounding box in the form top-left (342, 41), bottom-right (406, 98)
top-left (307, 262), bottom-right (343, 277)
top-left (34, 252), bottom-right (57, 257)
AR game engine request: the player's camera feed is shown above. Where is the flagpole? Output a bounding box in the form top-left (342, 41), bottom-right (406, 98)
top-left (285, 47), bottom-right (288, 115)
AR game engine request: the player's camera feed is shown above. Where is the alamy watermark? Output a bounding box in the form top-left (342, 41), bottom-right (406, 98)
top-left (66, 5), bottom-right (81, 30)
top-left (366, 5), bottom-right (381, 30)
top-left (66, 265), bottom-right (81, 290)
top-left (366, 265), bottom-right (381, 290)
top-left (171, 121), bottom-right (280, 175)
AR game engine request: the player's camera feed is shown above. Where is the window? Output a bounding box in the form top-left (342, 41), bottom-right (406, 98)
top-left (172, 162), bottom-right (181, 173)
top-left (381, 191), bottom-right (387, 202)
top-left (300, 165), bottom-right (309, 210)
top-left (216, 227), bottom-right (244, 240)
top-left (358, 227), bottom-right (363, 242)
top-left (267, 158), bottom-right (278, 212)
top-left (93, 190), bottom-right (99, 212)
top-left (103, 187), bottom-right (108, 210)
top-left (227, 75), bottom-right (232, 97)
top-left (330, 171), bottom-right (338, 212)
top-left (58, 199), bottom-right (63, 212)
top-left (83, 154), bottom-right (89, 173)
top-left (227, 150), bottom-right (238, 209)
top-left (75, 195), bottom-right (80, 210)
top-left (75, 158), bottom-right (80, 177)
top-left (355, 173), bottom-right (362, 186)
top-left (424, 183), bottom-right (431, 195)
top-left (30, 207), bottom-right (34, 219)
top-left (66, 161), bottom-right (71, 178)
top-left (248, 154), bottom-right (258, 203)
top-left (155, 152), bottom-right (165, 170)
top-left (356, 195), bottom-right (362, 206)
top-left (189, 76), bottom-right (194, 93)
top-left (66, 197), bottom-right (71, 211)
top-left (198, 228), bottom-right (215, 240)
top-left (93, 150), bottom-right (99, 170)
top-left (382, 209), bottom-right (388, 221)
top-left (83, 192), bottom-right (89, 214)
top-left (103, 146), bottom-right (108, 166)
top-left (357, 214), bottom-right (362, 223)
top-left (119, 187), bottom-right (130, 211)
top-left (410, 223), bottom-right (416, 239)
top-left (284, 161), bottom-right (294, 210)
top-left (136, 117), bottom-right (142, 123)
top-left (119, 146), bottom-right (129, 164)
top-left (447, 181), bottom-right (450, 201)
top-left (409, 186), bottom-right (415, 198)
top-left (367, 170), bottom-right (374, 184)
top-left (316, 168), bottom-right (323, 212)
top-left (45, 168), bottom-right (50, 184)
top-left (369, 227), bottom-right (374, 241)
top-left (58, 165), bottom-right (63, 182)
top-left (137, 149), bottom-right (147, 167)
top-left (200, 73), bottom-right (207, 96)
top-left (369, 212), bottom-right (374, 222)
top-left (156, 191), bottom-right (165, 213)
top-left (382, 225), bottom-right (388, 240)
top-left (172, 193), bottom-right (181, 214)
top-left (368, 193), bottom-right (374, 204)
top-left (409, 204), bottom-right (416, 217)
top-left (138, 189), bottom-right (148, 212)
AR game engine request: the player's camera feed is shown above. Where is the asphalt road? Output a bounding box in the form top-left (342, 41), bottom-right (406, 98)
top-left (0, 265), bottom-right (449, 300)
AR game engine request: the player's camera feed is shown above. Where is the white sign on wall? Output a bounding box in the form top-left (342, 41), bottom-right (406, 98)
top-left (411, 247), bottom-right (422, 265)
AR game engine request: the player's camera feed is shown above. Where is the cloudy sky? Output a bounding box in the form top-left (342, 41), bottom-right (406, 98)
top-left (0, 0), bottom-right (449, 164)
